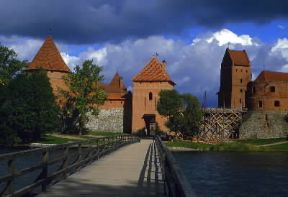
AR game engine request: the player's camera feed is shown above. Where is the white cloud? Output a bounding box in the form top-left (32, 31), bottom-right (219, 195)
top-left (279, 64), bottom-right (288, 72)
top-left (80, 48), bottom-right (108, 66)
top-left (271, 38), bottom-right (288, 60)
top-left (205, 29), bottom-right (255, 46)
top-left (1, 29), bottom-right (288, 107)
top-left (60, 52), bottom-right (80, 69)
top-left (0, 35), bottom-right (42, 60)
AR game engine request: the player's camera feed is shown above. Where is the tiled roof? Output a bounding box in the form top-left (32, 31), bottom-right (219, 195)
top-left (101, 73), bottom-right (127, 100)
top-left (133, 56), bottom-right (175, 85)
top-left (109, 72), bottom-right (127, 90)
top-left (27, 36), bottom-right (71, 72)
top-left (255, 70), bottom-right (288, 82)
top-left (227, 49), bottom-right (250, 66)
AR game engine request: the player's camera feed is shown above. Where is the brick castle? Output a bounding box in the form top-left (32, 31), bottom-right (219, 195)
top-left (26, 36), bottom-right (174, 134)
top-left (218, 48), bottom-right (288, 112)
top-left (26, 37), bottom-right (288, 134)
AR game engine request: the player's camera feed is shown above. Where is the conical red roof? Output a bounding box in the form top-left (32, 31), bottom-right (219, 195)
top-left (27, 36), bottom-right (71, 72)
top-left (133, 56), bottom-right (175, 85)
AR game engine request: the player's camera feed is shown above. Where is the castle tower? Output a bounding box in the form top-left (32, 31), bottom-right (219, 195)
top-left (26, 36), bottom-right (71, 97)
top-left (218, 48), bottom-right (251, 109)
top-left (100, 72), bottom-right (128, 109)
top-left (132, 56), bottom-right (175, 135)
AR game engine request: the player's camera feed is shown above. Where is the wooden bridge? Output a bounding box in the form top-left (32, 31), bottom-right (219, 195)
top-left (198, 108), bottom-right (247, 143)
top-left (0, 135), bottom-right (195, 197)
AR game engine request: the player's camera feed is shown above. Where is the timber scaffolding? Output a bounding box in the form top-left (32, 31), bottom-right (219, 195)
top-left (198, 108), bottom-right (247, 143)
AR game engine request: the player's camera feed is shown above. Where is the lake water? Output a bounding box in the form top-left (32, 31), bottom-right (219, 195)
top-left (0, 147), bottom-right (79, 194)
top-left (173, 152), bottom-right (288, 197)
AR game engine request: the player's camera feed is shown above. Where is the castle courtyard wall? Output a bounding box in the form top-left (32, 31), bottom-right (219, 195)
top-left (86, 108), bottom-right (124, 132)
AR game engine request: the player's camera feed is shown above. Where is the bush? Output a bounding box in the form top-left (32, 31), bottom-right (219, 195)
top-left (0, 124), bottom-right (20, 146)
top-left (157, 90), bottom-right (203, 136)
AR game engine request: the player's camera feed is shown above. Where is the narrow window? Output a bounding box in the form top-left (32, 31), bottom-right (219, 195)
top-left (240, 79), bottom-right (243, 83)
top-left (149, 92), bottom-right (153, 101)
top-left (246, 70), bottom-right (248, 73)
top-left (240, 89), bottom-right (243, 93)
top-left (274, 100), bottom-right (280, 107)
top-left (258, 101), bottom-right (263, 108)
top-left (253, 87), bottom-right (256, 94)
top-left (236, 69), bottom-right (238, 72)
top-left (240, 98), bottom-right (242, 104)
top-left (270, 86), bottom-right (275, 92)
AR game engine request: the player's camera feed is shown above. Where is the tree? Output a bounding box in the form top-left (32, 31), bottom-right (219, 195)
top-left (157, 90), bottom-right (182, 117)
top-left (157, 90), bottom-right (183, 132)
top-left (62, 60), bottom-right (106, 134)
top-left (0, 70), bottom-right (60, 143)
top-left (157, 90), bottom-right (203, 136)
top-left (0, 45), bottom-right (26, 87)
top-left (179, 94), bottom-right (203, 136)
top-left (0, 45), bottom-right (26, 104)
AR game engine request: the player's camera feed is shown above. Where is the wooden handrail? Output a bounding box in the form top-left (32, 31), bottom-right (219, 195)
top-left (0, 134), bottom-right (140, 196)
top-left (155, 136), bottom-right (197, 197)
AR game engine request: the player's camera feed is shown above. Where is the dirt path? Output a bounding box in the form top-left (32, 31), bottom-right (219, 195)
top-left (259, 141), bottom-right (288, 147)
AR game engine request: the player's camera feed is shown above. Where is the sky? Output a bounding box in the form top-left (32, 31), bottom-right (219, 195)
top-left (0, 0), bottom-right (288, 106)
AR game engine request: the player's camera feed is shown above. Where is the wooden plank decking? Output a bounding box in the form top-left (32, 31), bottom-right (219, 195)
top-left (37, 139), bottom-right (164, 197)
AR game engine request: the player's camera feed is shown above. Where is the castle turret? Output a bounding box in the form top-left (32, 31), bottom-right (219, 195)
top-left (218, 48), bottom-right (251, 109)
top-left (132, 56), bottom-right (175, 135)
top-left (26, 36), bottom-right (71, 96)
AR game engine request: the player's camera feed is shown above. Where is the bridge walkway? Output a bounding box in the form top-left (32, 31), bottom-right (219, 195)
top-left (38, 139), bottom-right (165, 197)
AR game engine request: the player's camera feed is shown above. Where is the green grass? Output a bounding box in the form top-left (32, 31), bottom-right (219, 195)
top-left (35, 131), bottom-right (124, 145)
top-left (37, 134), bottom-right (81, 144)
top-left (88, 130), bottom-right (122, 137)
top-left (165, 140), bottom-right (265, 152)
top-left (265, 143), bottom-right (288, 151)
top-left (238, 138), bottom-right (287, 145)
top-left (165, 140), bottom-right (213, 150)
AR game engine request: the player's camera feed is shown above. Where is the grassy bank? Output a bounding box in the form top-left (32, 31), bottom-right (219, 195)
top-left (165, 138), bottom-right (288, 152)
top-left (36, 131), bottom-right (123, 145)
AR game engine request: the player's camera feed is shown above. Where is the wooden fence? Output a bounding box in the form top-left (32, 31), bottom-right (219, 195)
top-left (0, 135), bottom-right (139, 197)
top-left (155, 136), bottom-right (197, 197)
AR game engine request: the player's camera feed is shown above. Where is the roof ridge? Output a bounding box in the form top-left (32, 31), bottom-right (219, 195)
top-left (256, 70), bottom-right (288, 82)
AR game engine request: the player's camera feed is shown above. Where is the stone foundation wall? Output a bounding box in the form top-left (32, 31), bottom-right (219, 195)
top-left (240, 112), bottom-right (288, 139)
top-left (85, 108), bottom-right (124, 132)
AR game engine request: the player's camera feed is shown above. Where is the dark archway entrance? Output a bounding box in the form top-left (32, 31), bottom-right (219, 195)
top-left (143, 114), bottom-right (156, 136)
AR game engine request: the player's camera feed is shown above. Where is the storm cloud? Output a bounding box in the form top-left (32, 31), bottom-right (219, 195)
top-left (0, 0), bottom-right (287, 43)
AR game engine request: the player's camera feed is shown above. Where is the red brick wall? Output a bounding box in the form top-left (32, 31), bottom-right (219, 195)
top-left (248, 81), bottom-right (288, 112)
top-left (132, 81), bottom-right (174, 133)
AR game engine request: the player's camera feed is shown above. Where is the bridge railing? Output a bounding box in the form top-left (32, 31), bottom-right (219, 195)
top-left (0, 134), bottom-right (140, 197)
top-left (155, 136), bottom-right (197, 197)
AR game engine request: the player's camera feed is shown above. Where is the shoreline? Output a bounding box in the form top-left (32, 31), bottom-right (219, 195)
top-left (168, 146), bottom-right (201, 152)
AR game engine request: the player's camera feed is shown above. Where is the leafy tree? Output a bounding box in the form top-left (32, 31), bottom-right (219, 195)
top-left (62, 60), bottom-right (106, 134)
top-left (157, 90), bottom-right (182, 117)
top-left (0, 45), bottom-right (26, 87)
top-left (0, 70), bottom-right (60, 143)
top-left (179, 94), bottom-right (203, 136)
top-left (157, 90), bottom-right (203, 136)
top-left (0, 45), bottom-right (26, 105)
